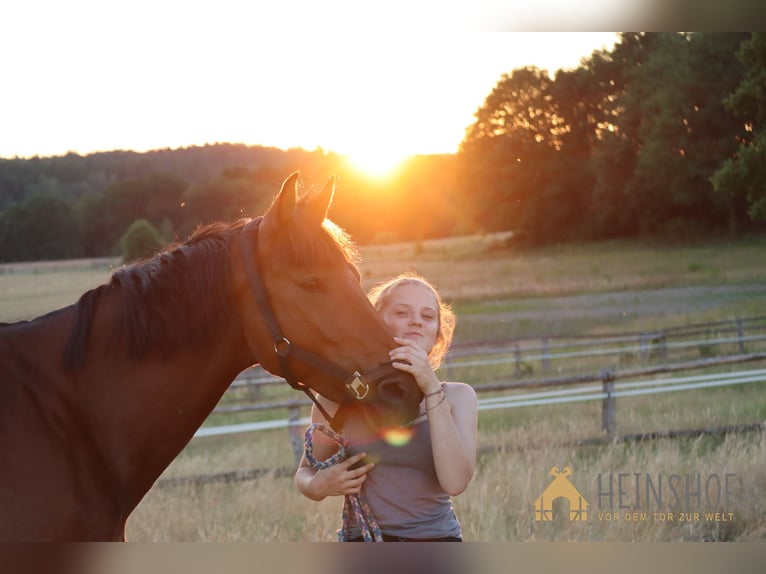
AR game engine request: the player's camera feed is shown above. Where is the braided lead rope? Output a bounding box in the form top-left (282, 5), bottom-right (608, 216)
top-left (304, 422), bottom-right (383, 542)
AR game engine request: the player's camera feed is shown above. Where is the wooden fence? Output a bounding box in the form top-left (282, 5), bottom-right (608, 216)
top-left (195, 315), bottom-right (766, 463)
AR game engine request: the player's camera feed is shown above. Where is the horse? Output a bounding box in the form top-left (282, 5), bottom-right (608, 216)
top-left (0, 172), bottom-right (422, 541)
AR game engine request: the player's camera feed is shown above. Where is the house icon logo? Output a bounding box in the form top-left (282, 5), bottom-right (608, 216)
top-left (534, 466), bottom-right (589, 521)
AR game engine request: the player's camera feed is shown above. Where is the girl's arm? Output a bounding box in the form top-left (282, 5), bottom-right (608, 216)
top-left (294, 399), bottom-right (375, 501)
top-left (424, 381), bottom-right (478, 495)
top-left (389, 336), bottom-right (478, 495)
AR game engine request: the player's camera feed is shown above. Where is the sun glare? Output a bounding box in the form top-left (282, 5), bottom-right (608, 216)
top-left (344, 147), bottom-right (412, 180)
top-left (381, 426), bottom-right (415, 447)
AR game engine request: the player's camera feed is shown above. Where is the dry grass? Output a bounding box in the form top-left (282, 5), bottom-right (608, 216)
top-left (127, 429), bottom-right (766, 542)
top-left (358, 236), bottom-right (766, 302)
top-left (458, 431), bottom-right (766, 542)
top-left (127, 382), bottom-right (766, 541)
top-left (0, 258), bottom-right (117, 323)
top-left (3, 236), bottom-right (766, 324)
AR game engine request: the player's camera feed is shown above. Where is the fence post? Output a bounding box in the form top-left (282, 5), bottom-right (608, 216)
top-left (287, 406), bottom-right (304, 467)
top-left (658, 332), bottom-right (667, 361)
top-left (541, 336), bottom-right (550, 372)
top-left (514, 342), bottom-right (522, 376)
top-left (246, 379), bottom-right (262, 402)
top-left (736, 317), bottom-right (746, 354)
top-left (601, 369), bottom-right (617, 439)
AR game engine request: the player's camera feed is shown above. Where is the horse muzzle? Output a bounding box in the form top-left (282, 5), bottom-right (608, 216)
top-left (349, 363), bottom-right (423, 425)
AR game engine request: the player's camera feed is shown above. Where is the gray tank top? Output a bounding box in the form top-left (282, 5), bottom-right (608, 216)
top-left (345, 414), bottom-right (462, 540)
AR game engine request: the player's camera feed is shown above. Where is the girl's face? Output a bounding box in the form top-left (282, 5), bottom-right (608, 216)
top-left (380, 282), bottom-right (439, 354)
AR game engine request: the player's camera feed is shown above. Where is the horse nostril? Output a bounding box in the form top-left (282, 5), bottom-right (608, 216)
top-left (377, 376), bottom-right (422, 406)
top-left (374, 373), bottom-right (423, 425)
top-left (377, 380), bottom-right (406, 404)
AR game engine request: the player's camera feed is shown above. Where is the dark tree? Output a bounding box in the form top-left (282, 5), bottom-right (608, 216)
top-left (0, 195), bottom-right (81, 262)
top-left (712, 33), bottom-right (766, 225)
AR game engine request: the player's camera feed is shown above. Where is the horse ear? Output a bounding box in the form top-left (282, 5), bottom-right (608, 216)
top-left (267, 171), bottom-right (299, 225)
top-left (302, 176), bottom-right (335, 226)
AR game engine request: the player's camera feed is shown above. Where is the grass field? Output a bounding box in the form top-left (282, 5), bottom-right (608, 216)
top-left (2, 235), bottom-right (765, 541)
top-left (123, 376), bottom-right (765, 542)
top-left (3, 235), bottom-right (766, 326)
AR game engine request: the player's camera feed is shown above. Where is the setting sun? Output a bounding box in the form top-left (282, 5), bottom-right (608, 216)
top-left (343, 147), bottom-right (412, 180)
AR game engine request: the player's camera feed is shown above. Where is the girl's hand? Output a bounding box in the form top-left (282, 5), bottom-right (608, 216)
top-left (389, 336), bottom-right (441, 395)
top-left (307, 452), bottom-right (374, 498)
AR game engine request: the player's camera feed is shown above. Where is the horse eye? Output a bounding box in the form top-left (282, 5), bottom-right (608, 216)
top-left (300, 277), bottom-right (323, 293)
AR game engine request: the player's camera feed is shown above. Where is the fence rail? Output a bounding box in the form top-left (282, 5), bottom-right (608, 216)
top-left (446, 315), bottom-right (766, 354)
top-left (221, 315), bottom-right (766, 393)
top-left (197, 361), bottom-right (766, 438)
top-left (439, 315), bottom-right (766, 379)
top-left (212, 350), bottom-right (766, 416)
top-left (215, 316), bottom-right (766, 400)
top-left (196, 315), bottom-right (766, 467)
top-left (197, 349), bottom-right (766, 471)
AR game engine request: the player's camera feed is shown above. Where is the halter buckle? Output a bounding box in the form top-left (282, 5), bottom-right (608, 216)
top-left (346, 371), bottom-right (370, 400)
top-left (274, 337), bottom-right (292, 358)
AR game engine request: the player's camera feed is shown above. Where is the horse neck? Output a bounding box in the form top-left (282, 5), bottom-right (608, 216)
top-left (54, 289), bottom-right (253, 515)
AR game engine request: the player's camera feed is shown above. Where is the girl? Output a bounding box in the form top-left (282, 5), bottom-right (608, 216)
top-left (295, 272), bottom-right (477, 541)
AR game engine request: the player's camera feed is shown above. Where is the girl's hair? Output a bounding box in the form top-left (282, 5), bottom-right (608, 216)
top-left (368, 272), bottom-right (455, 369)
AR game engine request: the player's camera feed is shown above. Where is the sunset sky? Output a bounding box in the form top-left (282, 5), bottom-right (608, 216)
top-left (2, 3), bottom-right (618, 175)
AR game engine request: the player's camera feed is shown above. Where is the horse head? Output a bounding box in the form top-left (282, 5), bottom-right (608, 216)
top-left (235, 172), bottom-right (422, 428)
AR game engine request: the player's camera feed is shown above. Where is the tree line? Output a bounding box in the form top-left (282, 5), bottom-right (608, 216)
top-left (1, 33), bottom-right (764, 263)
top-left (459, 32), bottom-right (766, 243)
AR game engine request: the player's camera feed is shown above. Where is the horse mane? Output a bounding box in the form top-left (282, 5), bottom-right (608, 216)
top-left (64, 219), bottom-right (247, 370)
top-left (63, 194), bottom-right (361, 370)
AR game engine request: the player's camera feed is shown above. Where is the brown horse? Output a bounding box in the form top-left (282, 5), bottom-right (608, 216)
top-left (0, 172), bottom-right (421, 541)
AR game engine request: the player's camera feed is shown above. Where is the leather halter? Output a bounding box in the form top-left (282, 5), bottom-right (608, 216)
top-left (239, 217), bottom-right (398, 431)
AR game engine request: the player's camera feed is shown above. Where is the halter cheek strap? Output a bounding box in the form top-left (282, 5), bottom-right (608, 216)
top-left (239, 217), bottom-right (367, 431)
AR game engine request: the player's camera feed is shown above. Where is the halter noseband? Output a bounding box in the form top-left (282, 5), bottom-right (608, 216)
top-left (239, 217), bottom-right (398, 431)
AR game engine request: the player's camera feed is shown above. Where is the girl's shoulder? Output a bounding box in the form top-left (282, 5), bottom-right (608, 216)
top-left (442, 381), bottom-right (477, 401)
